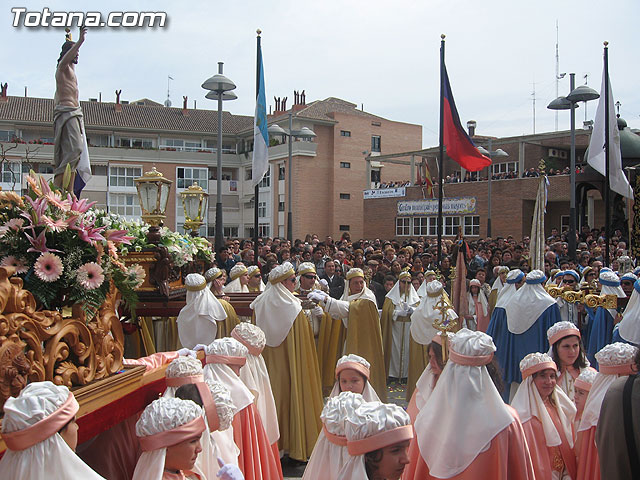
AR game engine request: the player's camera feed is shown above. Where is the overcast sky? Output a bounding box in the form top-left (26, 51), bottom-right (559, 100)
top-left (2, 0), bottom-right (638, 147)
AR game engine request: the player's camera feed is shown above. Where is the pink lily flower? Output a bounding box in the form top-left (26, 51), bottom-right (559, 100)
top-left (25, 228), bottom-right (62, 253)
top-left (105, 229), bottom-right (134, 245)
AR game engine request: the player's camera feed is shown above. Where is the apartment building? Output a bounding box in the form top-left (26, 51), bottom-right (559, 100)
top-left (0, 90), bottom-right (422, 240)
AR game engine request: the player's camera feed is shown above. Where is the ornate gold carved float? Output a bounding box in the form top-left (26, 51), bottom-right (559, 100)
top-left (0, 266), bottom-right (124, 410)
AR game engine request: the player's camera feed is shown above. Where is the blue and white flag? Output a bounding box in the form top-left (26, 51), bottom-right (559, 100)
top-left (251, 43), bottom-right (269, 188)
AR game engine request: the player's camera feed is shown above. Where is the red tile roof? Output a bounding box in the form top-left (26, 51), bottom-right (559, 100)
top-left (0, 96), bottom-right (253, 135)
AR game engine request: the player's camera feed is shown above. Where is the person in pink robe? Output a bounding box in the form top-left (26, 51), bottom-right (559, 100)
top-left (405, 332), bottom-right (449, 423)
top-left (575, 342), bottom-right (638, 480)
top-left (203, 337), bottom-right (283, 480)
top-left (404, 328), bottom-right (535, 480)
top-left (512, 352), bottom-right (577, 480)
top-left (547, 321), bottom-right (590, 401)
top-left (467, 279), bottom-right (490, 332)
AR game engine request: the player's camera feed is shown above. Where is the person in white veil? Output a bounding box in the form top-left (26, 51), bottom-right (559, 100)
top-left (511, 352), bottom-right (577, 480)
top-left (0, 381), bottom-right (104, 479)
top-left (202, 337), bottom-right (282, 479)
top-left (230, 322), bottom-right (280, 455)
top-left (467, 278), bottom-right (489, 331)
top-left (416, 270), bottom-right (438, 298)
top-left (178, 273), bottom-right (228, 348)
top-left (576, 343), bottom-right (638, 480)
top-left (303, 391), bottom-right (364, 480)
top-left (406, 331), bottom-right (451, 423)
top-left (587, 270), bottom-right (627, 367)
top-left (224, 264), bottom-right (250, 293)
top-left (247, 265), bottom-right (265, 292)
top-left (132, 396), bottom-right (206, 480)
top-left (330, 354), bottom-right (381, 401)
top-left (337, 401), bottom-right (414, 480)
top-left (488, 265), bottom-right (509, 315)
top-left (612, 277), bottom-right (640, 347)
top-left (381, 271), bottom-right (420, 380)
top-left (163, 356), bottom-right (239, 475)
top-left (406, 279), bottom-right (458, 401)
top-left (405, 329), bottom-right (535, 480)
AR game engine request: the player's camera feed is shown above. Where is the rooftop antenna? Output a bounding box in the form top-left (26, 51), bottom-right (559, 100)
top-left (532, 79), bottom-right (536, 134)
top-left (164, 75), bottom-right (173, 107)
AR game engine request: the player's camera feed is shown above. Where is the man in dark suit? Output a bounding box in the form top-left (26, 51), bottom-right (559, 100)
top-left (320, 258), bottom-right (344, 299)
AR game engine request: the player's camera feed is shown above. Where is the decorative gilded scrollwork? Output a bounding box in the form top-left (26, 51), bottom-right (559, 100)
top-left (0, 266), bottom-right (124, 410)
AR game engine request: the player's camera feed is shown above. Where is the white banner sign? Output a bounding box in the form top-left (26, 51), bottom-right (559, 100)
top-left (363, 187), bottom-right (406, 199)
top-left (397, 197), bottom-right (477, 216)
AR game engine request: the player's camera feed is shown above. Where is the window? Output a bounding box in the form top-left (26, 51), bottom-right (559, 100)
top-left (339, 225), bottom-right (350, 231)
top-left (177, 167), bottom-right (207, 189)
top-left (560, 215), bottom-right (570, 233)
top-left (444, 216), bottom-right (461, 236)
top-left (396, 217), bottom-right (410, 236)
top-left (89, 134), bottom-right (110, 147)
top-left (371, 135), bottom-right (381, 153)
top-left (278, 164), bottom-right (285, 180)
top-left (108, 193), bottom-right (141, 220)
top-left (492, 161), bottom-right (519, 176)
top-left (340, 193), bottom-right (350, 200)
top-left (258, 169), bottom-right (270, 187)
top-left (463, 216), bottom-right (480, 236)
top-left (38, 164), bottom-right (54, 174)
top-left (0, 162), bottom-right (20, 186)
top-left (117, 137), bottom-right (153, 149)
top-left (245, 169), bottom-right (252, 181)
top-left (413, 217), bottom-right (428, 236)
top-left (92, 165), bottom-right (107, 176)
top-left (340, 162), bottom-right (351, 169)
top-left (258, 201), bottom-right (267, 218)
top-left (109, 166), bottom-right (142, 188)
top-left (340, 130), bottom-right (351, 137)
top-left (278, 200), bottom-right (285, 212)
top-left (224, 226), bottom-right (239, 238)
top-left (0, 130), bottom-right (13, 142)
top-left (258, 223), bottom-right (270, 237)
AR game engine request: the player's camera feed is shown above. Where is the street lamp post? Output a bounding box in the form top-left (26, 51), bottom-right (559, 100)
top-left (202, 62), bottom-right (237, 251)
top-left (477, 142), bottom-right (508, 238)
top-left (548, 73), bottom-right (599, 262)
top-left (267, 114), bottom-right (315, 241)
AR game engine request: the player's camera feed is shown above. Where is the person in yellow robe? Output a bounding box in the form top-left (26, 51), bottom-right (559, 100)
top-left (247, 265), bottom-right (265, 292)
top-left (310, 268), bottom-right (387, 402)
top-left (204, 267), bottom-right (241, 338)
top-left (296, 262), bottom-right (342, 395)
top-left (380, 271), bottom-right (420, 381)
top-left (249, 262), bottom-right (323, 462)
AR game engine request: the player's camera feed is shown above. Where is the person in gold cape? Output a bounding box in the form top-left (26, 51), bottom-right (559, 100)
top-left (247, 265), bottom-right (265, 292)
top-left (380, 271), bottom-right (420, 381)
top-left (309, 268), bottom-right (387, 402)
top-left (296, 262), bottom-right (341, 396)
top-left (204, 267), bottom-right (241, 338)
top-left (249, 262), bottom-right (323, 461)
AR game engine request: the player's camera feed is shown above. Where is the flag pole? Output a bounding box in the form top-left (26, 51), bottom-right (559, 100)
top-left (437, 34), bottom-right (445, 268)
top-left (603, 41), bottom-right (610, 268)
top-left (253, 30), bottom-right (261, 266)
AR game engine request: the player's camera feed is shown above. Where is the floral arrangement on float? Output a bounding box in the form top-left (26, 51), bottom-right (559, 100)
top-left (0, 171), bottom-right (144, 319)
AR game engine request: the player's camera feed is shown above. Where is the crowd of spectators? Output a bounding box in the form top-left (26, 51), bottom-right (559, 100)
top-left (214, 224), bottom-right (633, 308)
top-left (440, 165), bottom-right (586, 184)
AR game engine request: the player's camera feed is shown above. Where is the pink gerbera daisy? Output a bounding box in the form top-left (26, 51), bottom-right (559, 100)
top-left (34, 252), bottom-right (63, 282)
top-left (0, 255), bottom-right (28, 274)
top-left (76, 262), bottom-right (105, 289)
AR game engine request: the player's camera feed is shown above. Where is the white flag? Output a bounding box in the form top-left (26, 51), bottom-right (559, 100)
top-left (587, 69), bottom-right (632, 198)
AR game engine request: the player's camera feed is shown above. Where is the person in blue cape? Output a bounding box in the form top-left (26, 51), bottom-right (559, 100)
top-left (487, 268), bottom-right (524, 401)
top-left (586, 270), bottom-right (627, 367)
top-left (500, 269), bottom-right (561, 399)
top-left (612, 278), bottom-right (640, 347)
